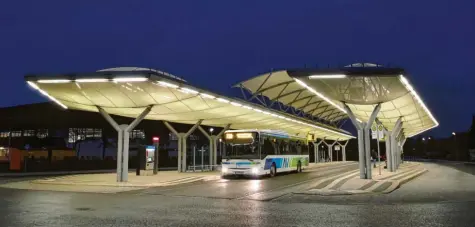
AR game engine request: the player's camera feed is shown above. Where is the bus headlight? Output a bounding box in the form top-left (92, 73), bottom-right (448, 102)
top-left (222, 167), bottom-right (228, 173)
top-left (251, 167), bottom-right (259, 174)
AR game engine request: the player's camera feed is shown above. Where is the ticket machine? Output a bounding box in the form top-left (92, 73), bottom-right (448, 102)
top-left (136, 145), bottom-right (155, 176)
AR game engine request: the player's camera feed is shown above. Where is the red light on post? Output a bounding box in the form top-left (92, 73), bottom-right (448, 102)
top-left (152, 137), bottom-right (159, 142)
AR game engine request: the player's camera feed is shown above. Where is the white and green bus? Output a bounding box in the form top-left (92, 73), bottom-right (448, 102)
top-left (221, 129), bottom-right (309, 177)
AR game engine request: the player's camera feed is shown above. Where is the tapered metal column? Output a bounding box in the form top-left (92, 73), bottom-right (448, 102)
top-left (384, 132), bottom-right (392, 171)
top-left (391, 120), bottom-right (403, 172)
top-left (98, 105), bottom-right (152, 182)
top-left (213, 125), bottom-right (230, 166)
top-left (323, 140), bottom-right (338, 162)
top-left (312, 140), bottom-right (324, 163)
top-left (344, 103), bottom-right (381, 179)
top-left (337, 140), bottom-right (349, 161)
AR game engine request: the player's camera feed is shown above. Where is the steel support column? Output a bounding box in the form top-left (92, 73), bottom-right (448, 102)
top-left (165, 120), bottom-right (202, 172)
top-left (344, 104), bottom-right (381, 179)
top-left (323, 140), bottom-right (338, 162)
top-left (212, 125), bottom-right (230, 166)
top-left (198, 124), bottom-right (229, 169)
top-left (312, 140), bottom-right (324, 163)
top-left (382, 118), bottom-right (402, 172)
top-left (337, 140), bottom-right (349, 161)
top-left (98, 105), bottom-right (152, 182)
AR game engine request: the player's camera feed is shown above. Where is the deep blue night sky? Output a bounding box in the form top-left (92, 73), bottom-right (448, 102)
top-left (1, 0), bottom-right (474, 137)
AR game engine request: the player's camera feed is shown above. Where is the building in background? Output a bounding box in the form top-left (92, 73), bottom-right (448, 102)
top-left (0, 102), bottom-right (215, 169)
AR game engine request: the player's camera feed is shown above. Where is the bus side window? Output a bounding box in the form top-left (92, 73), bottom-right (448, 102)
top-left (281, 139), bottom-right (289, 154)
top-left (261, 137), bottom-right (275, 157)
top-left (289, 140), bottom-right (298, 155)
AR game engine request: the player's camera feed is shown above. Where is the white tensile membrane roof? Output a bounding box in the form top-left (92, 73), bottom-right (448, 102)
top-left (24, 67), bottom-right (353, 141)
top-left (237, 66), bottom-right (439, 137)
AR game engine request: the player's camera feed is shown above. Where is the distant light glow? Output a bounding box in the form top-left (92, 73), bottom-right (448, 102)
top-left (308, 74), bottom-right (346, 79)
top-left (37, 79), bottom-right (71, 83)
top-left (112, 77), bottom-right (148, 82)
top-left (76, 78), bottom-right (109, 83)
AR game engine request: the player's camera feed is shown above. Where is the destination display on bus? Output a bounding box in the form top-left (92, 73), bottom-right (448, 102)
top-left (224, 132), bottom-right (257, 144)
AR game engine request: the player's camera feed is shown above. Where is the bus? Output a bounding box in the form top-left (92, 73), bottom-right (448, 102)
top-left (221, 129), bottom-right (309, 177)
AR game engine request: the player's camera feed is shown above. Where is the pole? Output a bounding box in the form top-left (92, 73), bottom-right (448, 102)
top-left (193, 145), bottom-right (196, 172)
top-left (153, 142), bottom-right (159, 174)
top-left (376, 128), bottom-right (381, 175)
top-left (201, 146), bottom-right (204, 171)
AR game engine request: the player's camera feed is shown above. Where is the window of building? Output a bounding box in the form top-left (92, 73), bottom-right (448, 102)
top-left (37, 129), bottom-right (48, 138)
top-left (23, 130), bottom-right (35, 137)
top-left (10, 131), bottom-right (22, 137)
top-left (0, 131), bottom-right (10, 138)
top-left (68, 128), bottom-right (102, 143)
top-left (131, 129), bottom-right (145, 139)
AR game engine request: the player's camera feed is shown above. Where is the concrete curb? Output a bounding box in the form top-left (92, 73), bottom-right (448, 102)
top-left (31, 175), bottom-right (221, 188)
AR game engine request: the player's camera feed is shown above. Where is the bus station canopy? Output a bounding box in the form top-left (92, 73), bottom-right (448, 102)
top-left (237, 65), bottom-right (439, 137)
top-left (24, 67), bottom-right (353, 141)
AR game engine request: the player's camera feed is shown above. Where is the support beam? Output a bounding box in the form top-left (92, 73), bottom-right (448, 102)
top-left (98, 106), bottom-right (152, 182)
top-left (344, 103), bottom-right (381, 179)
top-left (198, 124), bottom-right (230, 169)
top-left (323, 140), bottom-right (338, 162)
top-left (312, 140), bottom-right (324, 163)
top-left (213, 124), bottom-right (231, 166)
top-left (165, 120), bottom-right (202, 172)
top-left (337, 140), bottom-right (349, 161)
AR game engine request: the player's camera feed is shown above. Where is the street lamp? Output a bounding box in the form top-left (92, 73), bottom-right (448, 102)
top-left (452, 132), bottom-right (456, 136)
top-left (422, 137), bottom-right (425, 141)
top-left (209, 127), bottom-right (214, 134)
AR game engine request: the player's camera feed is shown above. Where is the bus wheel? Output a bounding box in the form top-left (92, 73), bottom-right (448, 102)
top-left (270, 164), bottom-right (277, 177)
top-left (297, 161), bottom-right (302, 173)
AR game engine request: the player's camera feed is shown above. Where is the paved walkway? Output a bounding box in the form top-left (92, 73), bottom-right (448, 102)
top-left (299, 161), bottom-right (427, 195)
top-left (0, 161), bottom-right (351, 193)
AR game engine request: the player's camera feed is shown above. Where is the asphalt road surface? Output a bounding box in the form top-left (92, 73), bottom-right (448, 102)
top-left (0, 162), bottom-right (474, 227)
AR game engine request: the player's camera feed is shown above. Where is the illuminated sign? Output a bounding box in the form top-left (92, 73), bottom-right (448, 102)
top-left (236, 133), bottom-right (253, 139)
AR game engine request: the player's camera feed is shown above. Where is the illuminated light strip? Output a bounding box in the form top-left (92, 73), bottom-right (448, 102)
top-left (406, 124), bottom-right (438, 138)
top-left (216, 98), bottom-right (230, 103)
top-left (112, 77), bottom-right (148, 82)
top-left (200, 93), bottom-right (215, 99)
top-left (180, 87), bottom-right (199, 94)
top-left (27, 81), bottom-right (68, 109)
top-left (308, 74), bottom-right (346, 79)
top-left (294, 79), bottom-right (346, 113)
top-left (37, 79), bottom-right (71, 83)
top-left (399, 75), bottom-right (439, 128)
top-left (230, 102), bottom-right (242, 107)
top-left (157, 81), bottom-right (179, 88)
top-left (27, 81), bottom-right (39, 90)
top-left (241, 105), bottom-right (253, 110)
top-left (76, 78), bottom-right (109, 83)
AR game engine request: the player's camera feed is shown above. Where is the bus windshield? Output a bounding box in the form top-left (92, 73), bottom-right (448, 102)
top-left (224, 143), bottom-right (259, 160)
top-left (223, 132), bottom-right (260, 159)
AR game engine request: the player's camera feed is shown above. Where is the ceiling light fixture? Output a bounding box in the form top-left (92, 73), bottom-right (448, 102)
top-left (308, 74), bottom-right (346, 79)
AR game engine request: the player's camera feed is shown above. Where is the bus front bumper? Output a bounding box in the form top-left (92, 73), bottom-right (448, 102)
top-left (221, 167), bottom-right (263, 176)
